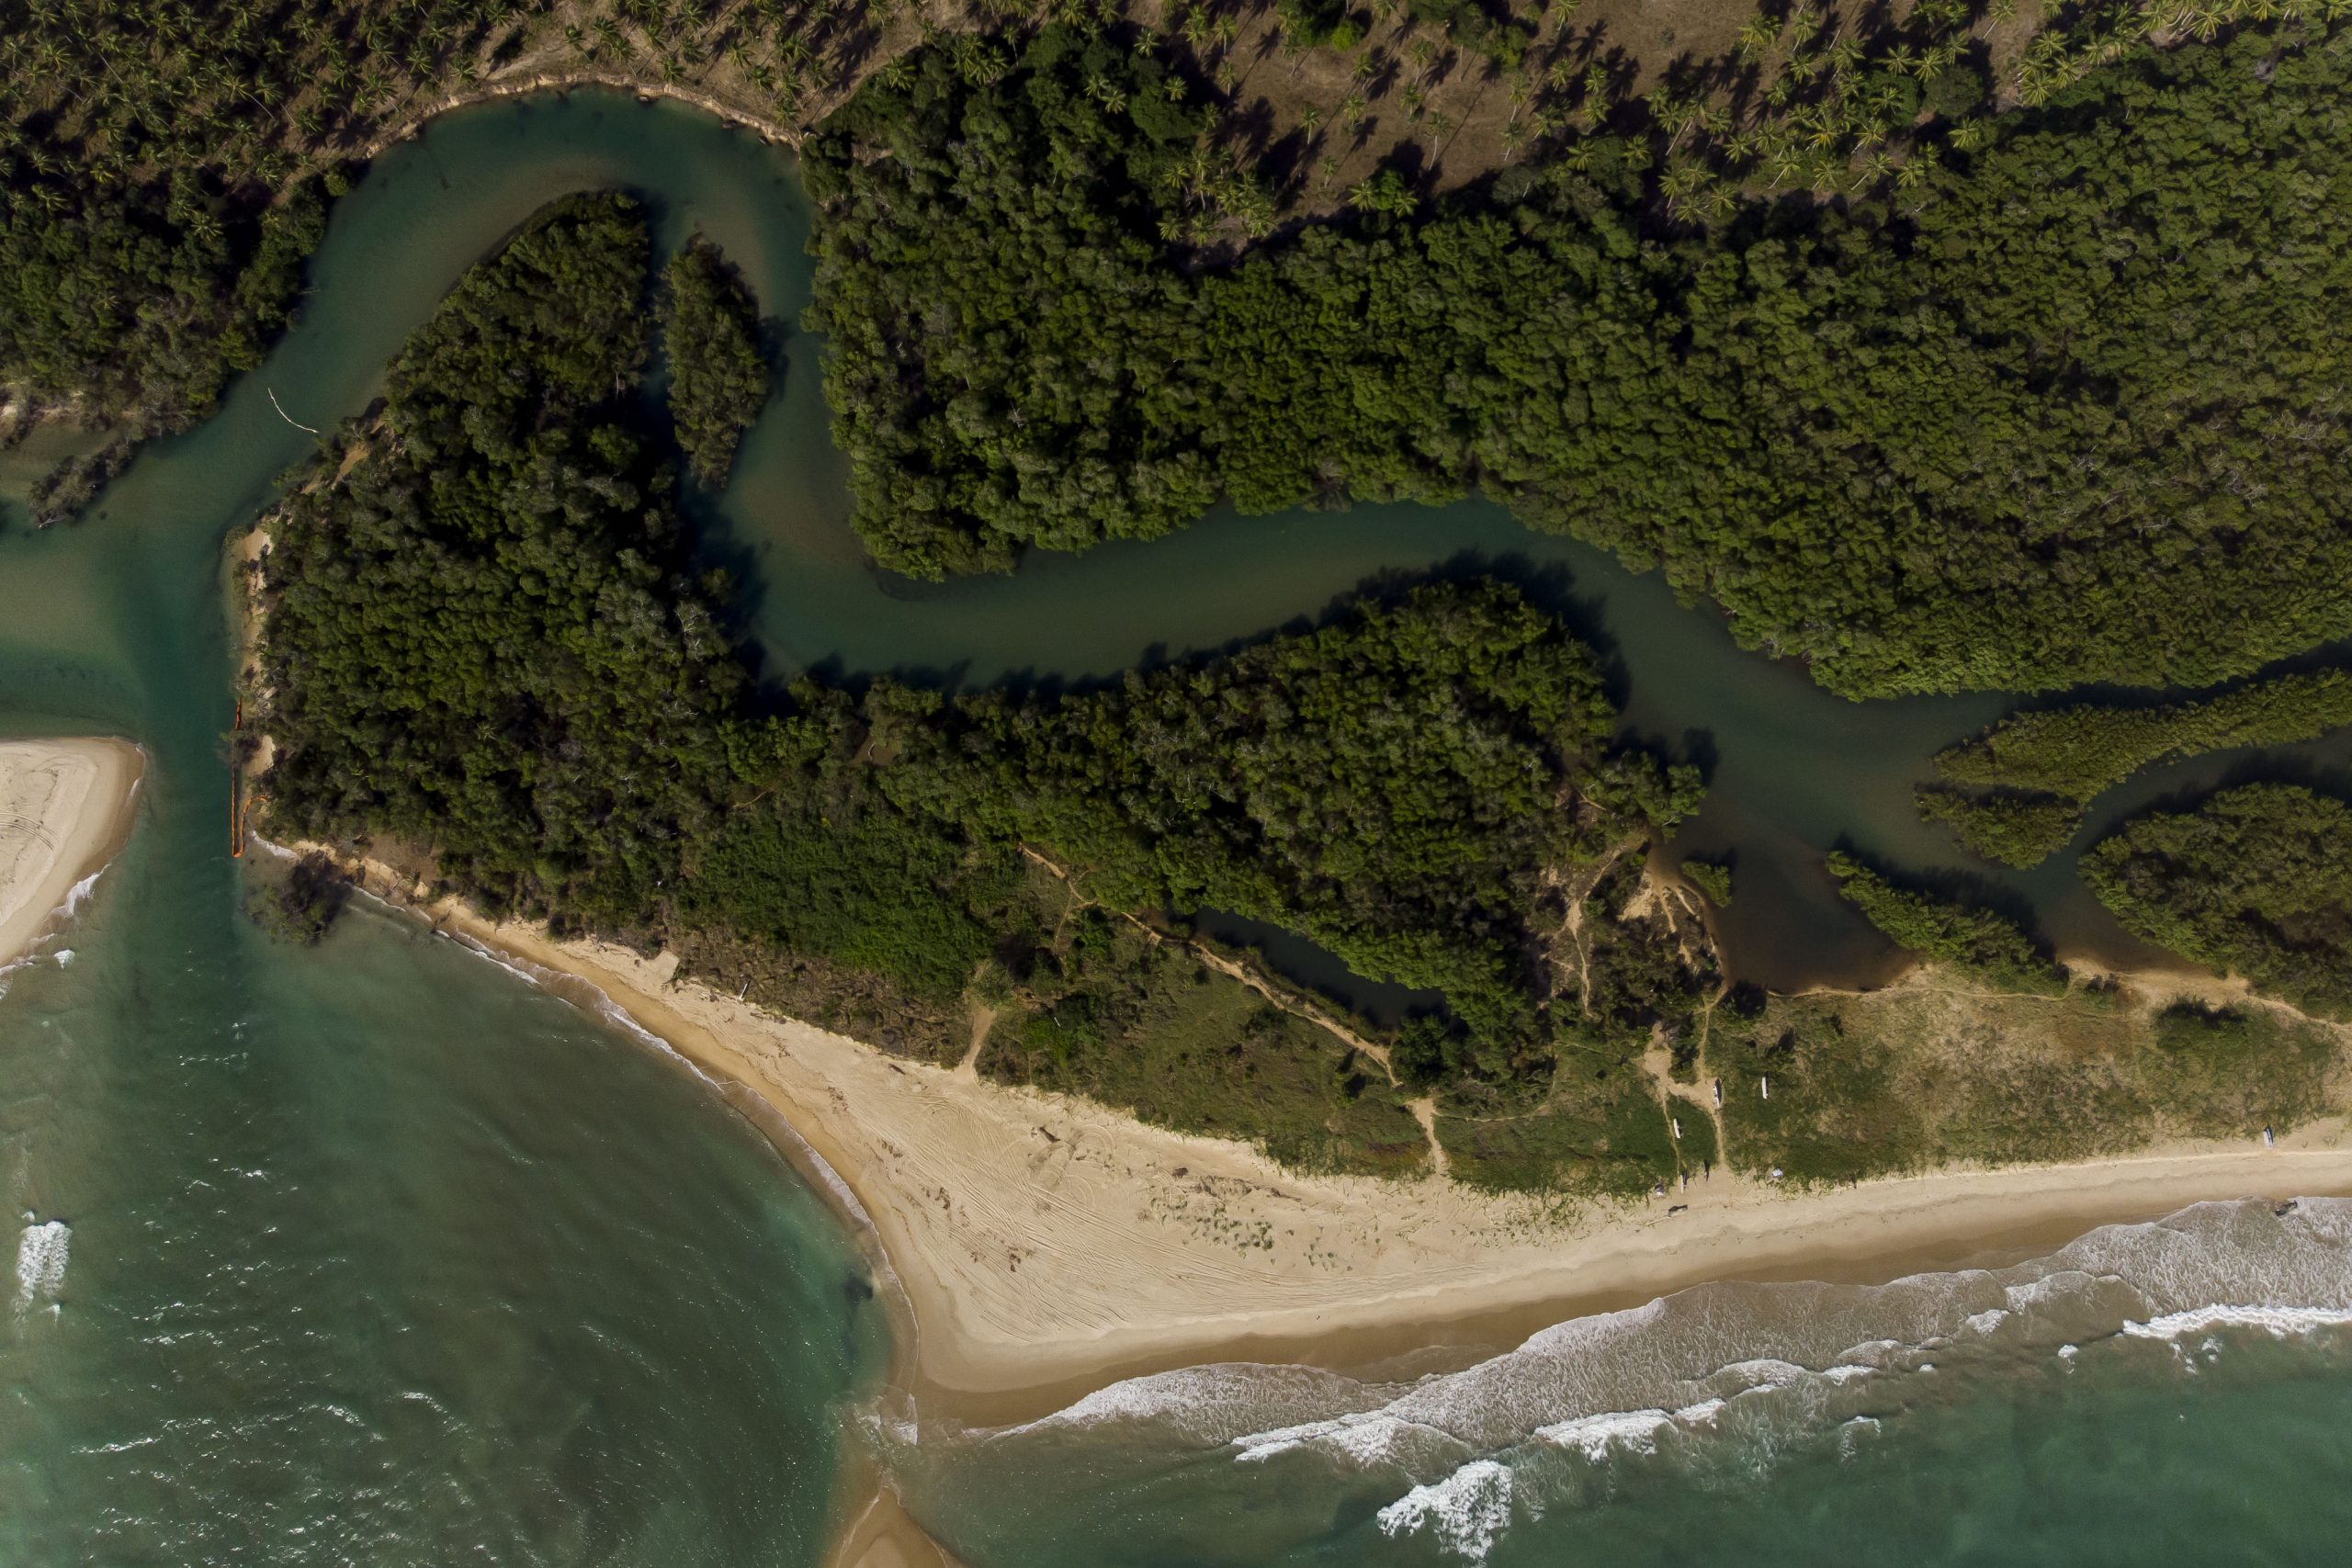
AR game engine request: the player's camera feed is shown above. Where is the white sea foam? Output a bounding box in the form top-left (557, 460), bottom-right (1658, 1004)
top-left (0, 866), bottom-right (112, 997)
top-left (1234, 1410), bottom-right (1464, 1470)
top-left (1532, 1407), bottom-right (1676, 1460)
top-left (59, 867), bottom-right (102, 915)
top-left (1837, 1414), bottom-right (1883, 1461)
top-left (1008, 1362), bottom-right (1374, 1443)
top-left (2120, 1304), bottom-right (2352, 1342)
top-left (15, 1218), bottom-right (69, 1314)
top-left (1377, 1460), bottom-right (1514, 1561)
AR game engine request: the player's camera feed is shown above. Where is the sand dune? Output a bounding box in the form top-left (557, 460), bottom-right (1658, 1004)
top-left (0, 739), bottom-right (143, 968)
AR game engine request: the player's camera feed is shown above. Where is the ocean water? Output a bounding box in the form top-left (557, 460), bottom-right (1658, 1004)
top-left (0, 856), bottom-right (888, 1564)
top-left (892, 1200), bottom-right (2352, 1567)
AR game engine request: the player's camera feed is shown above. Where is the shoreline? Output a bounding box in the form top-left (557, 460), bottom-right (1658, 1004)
top-left (0, 738), bottom-right (145, 969)
top-left (292, 851), bottom-right (2352, 1432)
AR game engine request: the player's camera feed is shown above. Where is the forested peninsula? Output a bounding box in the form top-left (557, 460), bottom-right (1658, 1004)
top-left (1919, 670), bottom-right (2352, 866)
top-left (256, 194), bottom-right (1719, 1195)
top-left (254, 187), bottom-right (2352, 1205)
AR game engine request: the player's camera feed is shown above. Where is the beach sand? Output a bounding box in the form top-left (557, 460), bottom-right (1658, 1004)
top-left (303, 853), bottom-right (2352, 1434)
top-left (0, 738), bottom-right (143, 967)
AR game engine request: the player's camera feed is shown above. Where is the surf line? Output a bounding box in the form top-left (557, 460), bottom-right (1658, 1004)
top-left (267, 389), bottom-right (322, 436)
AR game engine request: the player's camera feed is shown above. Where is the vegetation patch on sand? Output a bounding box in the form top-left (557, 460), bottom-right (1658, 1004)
top-left (1715, 977), bottom-right (2344, 1187)
top-left (1826, 852), bottom-right (2067, 996)
top-left (980, 907), bottom-right (1428, 1178)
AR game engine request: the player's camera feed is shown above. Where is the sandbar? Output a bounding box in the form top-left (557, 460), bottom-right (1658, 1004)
top-left (0, 738), bottom-right (143, 967)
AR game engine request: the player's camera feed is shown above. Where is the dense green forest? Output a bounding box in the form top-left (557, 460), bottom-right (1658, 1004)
top-left (0, 0), bottom-right (896, 502)
top-left (1920, 668), bottom-right (2352, 866)
top-left (257, 193), bottom-right (1706, 1186)
top-left (1913, 787), bottom-right (2088, 871)
top-left (1826, 852), bottom-right (2067, 995)
top-left (659, 238), bottom-right (769, 487)
top-left (806, 18), bottom-right (2352, 695)
top-left (2081, 784), bottom-right (2352, 1021)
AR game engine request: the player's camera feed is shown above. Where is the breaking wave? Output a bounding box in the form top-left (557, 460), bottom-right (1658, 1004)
top-left (951, 1198), bottom-right (2352, 1561)
top-left (15, 1215), bottom-right (70, 1317)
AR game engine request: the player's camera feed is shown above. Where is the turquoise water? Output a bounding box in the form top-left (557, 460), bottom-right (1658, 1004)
top-left (0, 892), bottom-right (885, 1564)
top-left (2, 86), bottom-right (2348, 1568)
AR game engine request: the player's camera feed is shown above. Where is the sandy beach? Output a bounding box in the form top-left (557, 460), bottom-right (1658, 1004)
top-left (297, 852), bottom-right (2352, 1439)
top-left (0, 738), bottom-right (143, 967)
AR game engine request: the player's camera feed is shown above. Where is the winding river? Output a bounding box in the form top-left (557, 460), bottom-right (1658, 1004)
top-left (5, 86), bottom-right (2352, 1567)
top-left (13, 89), bottom-right (2349, 990)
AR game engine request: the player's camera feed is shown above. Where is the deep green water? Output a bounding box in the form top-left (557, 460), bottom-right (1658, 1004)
top-left (3, 87), bottom-right (2349, 1568)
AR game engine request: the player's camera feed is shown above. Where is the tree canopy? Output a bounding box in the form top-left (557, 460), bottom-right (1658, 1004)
top-left (1919, 668), bottom-right (2352, 866)
top-left (806, 18), bottom-right (2352, 697)
top-left (260, 191), bottom-right (1704, 1118)
top-left (2081, 784), bottom-right (2352, 1021)
top-left (660, 237), bottom-right (769, 487)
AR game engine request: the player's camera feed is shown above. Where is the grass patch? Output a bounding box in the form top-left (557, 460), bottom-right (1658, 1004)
top-left (980, 919), bottom-right (1426, 1178)
top-left (2144, 1002), bottom-right (2339, 1139)
top-left (1435, 1059), bottom-right (1679, 1198)
top-left (1665, 1091), bottom-right (1718, 1175)
top-left (1713, 983), bottom-right (2348, 1187)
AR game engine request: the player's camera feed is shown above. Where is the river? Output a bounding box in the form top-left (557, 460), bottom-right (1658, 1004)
top-left (2, 86), bottom-right (2348, 1567)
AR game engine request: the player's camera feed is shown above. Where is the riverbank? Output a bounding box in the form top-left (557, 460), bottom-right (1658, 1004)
top-left (0, 739), bottom-right (144, 968)
top-left (284, 852), bottom-right (2352, 1430)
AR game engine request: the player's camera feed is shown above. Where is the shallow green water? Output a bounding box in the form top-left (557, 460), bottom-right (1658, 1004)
top-left (0, 894), bottom-right (884, 1564)
top-left (4, 85), bottom-right (2350, 1568)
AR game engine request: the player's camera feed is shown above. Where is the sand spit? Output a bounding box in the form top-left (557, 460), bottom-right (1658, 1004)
top-left (293, 851), bottom-right (2352, 1435)
top-left (0, 739), bottom-right (143, 968)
